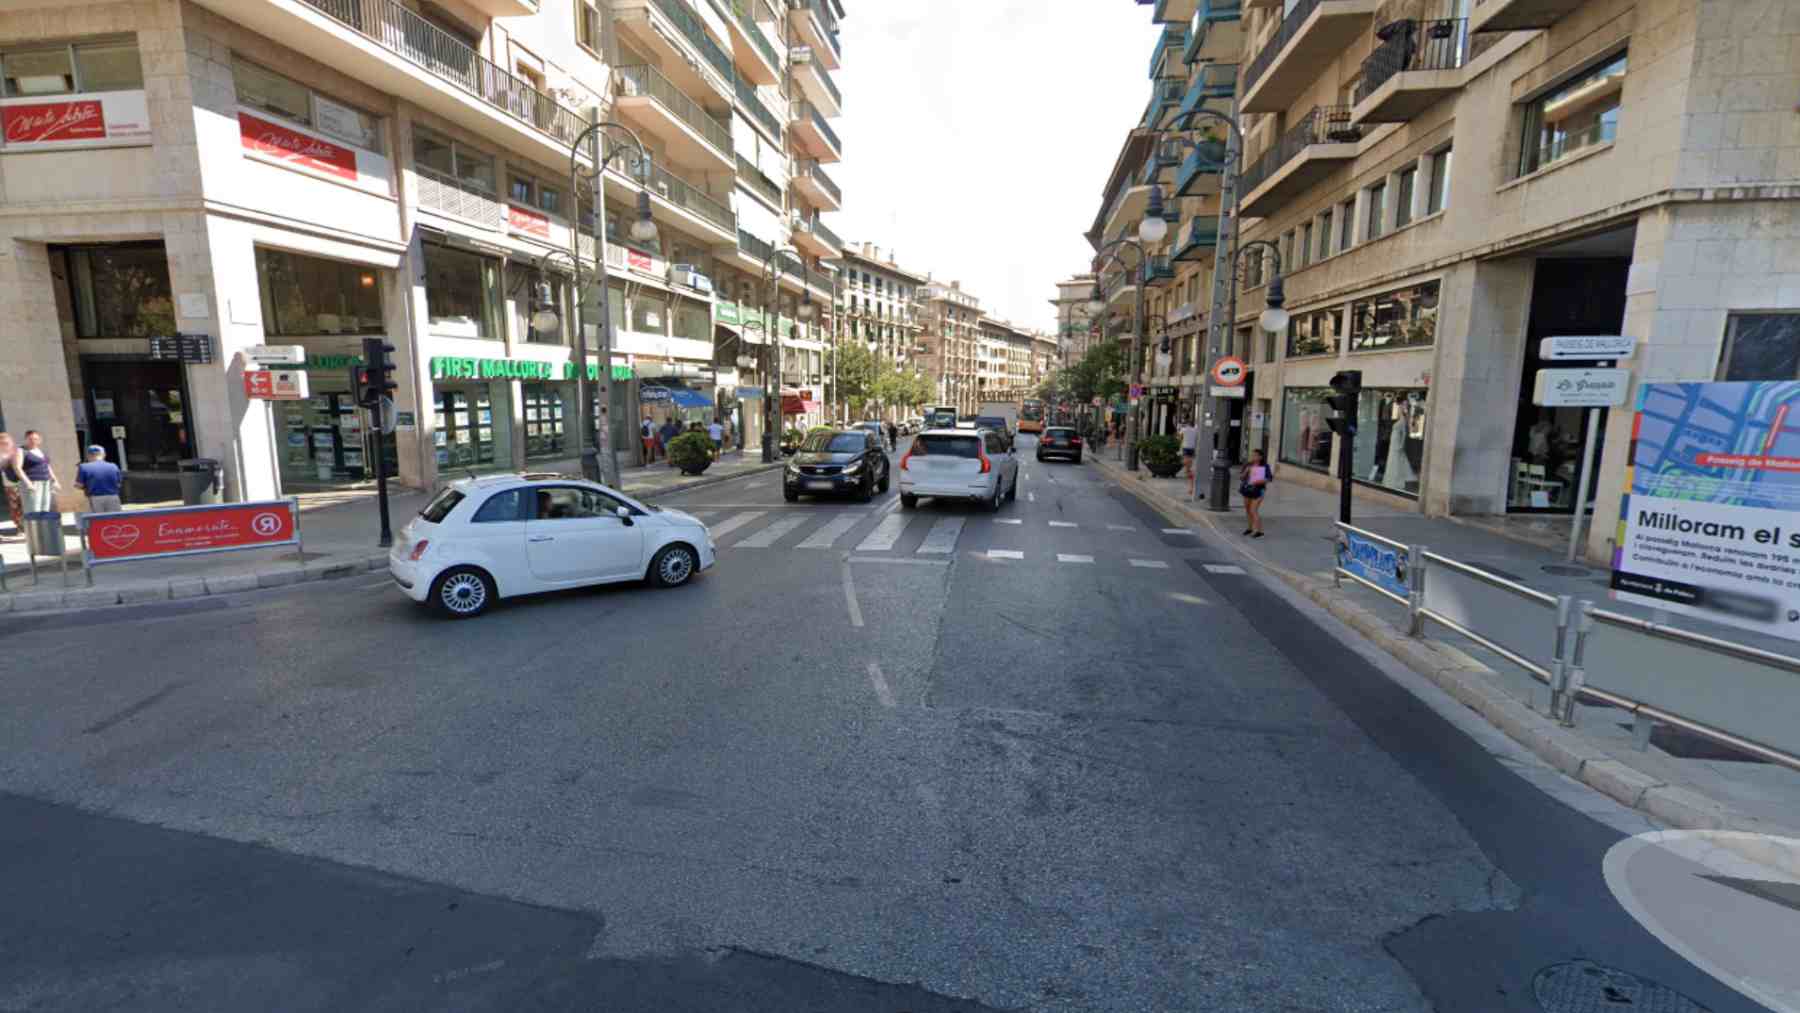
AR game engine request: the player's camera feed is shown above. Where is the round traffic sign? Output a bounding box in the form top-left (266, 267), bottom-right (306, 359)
top-left (1211, 356), bottom-right (1247, 386)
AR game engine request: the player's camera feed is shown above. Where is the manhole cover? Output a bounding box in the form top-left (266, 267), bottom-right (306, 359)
top-left (1533, 960), bottom-right (1709, 1012)
top-left (1543, 564), bottom-right (1591, 577)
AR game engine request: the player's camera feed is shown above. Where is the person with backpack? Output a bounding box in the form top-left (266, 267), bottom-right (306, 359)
top-left (1240, 448), bottom-right (1271, 538)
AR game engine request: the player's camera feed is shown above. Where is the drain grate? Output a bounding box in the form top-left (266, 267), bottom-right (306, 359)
top-left (1533, 961), bottom-right (1709, 1012)
top-left (1543, 564), bottom-right (1592, 577)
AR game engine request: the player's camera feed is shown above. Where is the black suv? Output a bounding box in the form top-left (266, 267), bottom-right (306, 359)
top-left (784, 428), bottom-right (891, 502)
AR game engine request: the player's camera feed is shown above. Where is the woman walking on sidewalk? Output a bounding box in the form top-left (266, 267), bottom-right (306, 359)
top-left (1240, 448), bottom-right (1271, 538)
top-left (0, 432), bottom-right (26, 539)
top-left (18, 430), bottom-right (59, 516)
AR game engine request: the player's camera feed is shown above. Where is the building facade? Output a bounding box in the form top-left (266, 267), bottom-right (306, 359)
top-left (0, 0), bottom-right (845, 502)
top-left (918, 279), bottom-right (982, 413)
top-left (1049, 273), bottom-right (1100, 364)
top-left (1118, 0), bottom-right (1800, 561)
top-left (827, 241), bottom-right (927, 420)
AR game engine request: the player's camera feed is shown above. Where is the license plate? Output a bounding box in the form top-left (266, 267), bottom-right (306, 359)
top-left (805, 480), bottom-right (833, 490)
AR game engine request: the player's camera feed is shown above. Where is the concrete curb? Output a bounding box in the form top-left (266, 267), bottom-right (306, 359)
top-left (625, 461), bottom-right (785, 500)
top-left (1091, 453), bottom-right (1800, 838)
top-left (0, 549), bottom-right (392, 616)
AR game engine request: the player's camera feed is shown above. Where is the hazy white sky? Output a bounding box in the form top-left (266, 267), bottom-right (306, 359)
top-left (830, 2), bottom-right (1162, 333)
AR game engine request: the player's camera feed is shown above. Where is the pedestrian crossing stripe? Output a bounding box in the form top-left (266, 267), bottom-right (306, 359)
top-left (708, 511), bottom-right (766, 538)
top-left (1202, 563), bottom-right (1246, 574)
top-left (735, 514), bottom-right (809, 548)
top-left (797, 514), bottom-right (862, 548)
top-left (855, 513), bottom-right (911, 552)
top-left (917, 517), bottom-right (964, 554)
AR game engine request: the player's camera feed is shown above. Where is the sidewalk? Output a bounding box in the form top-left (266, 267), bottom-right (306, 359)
top-left (0, 452), bottom-right (780, 615)
top-left (1090, 452), bottom-right (1800, 839)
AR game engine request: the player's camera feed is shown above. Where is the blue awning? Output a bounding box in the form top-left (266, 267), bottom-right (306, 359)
top-left (666, 387), bottom-right (713, 408)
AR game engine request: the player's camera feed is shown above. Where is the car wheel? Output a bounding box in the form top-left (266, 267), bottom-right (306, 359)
top-left (900, 493), bottom-right (918, 510)
top-left (783, 485), bottom-right (799, 503)
top-left (1036, 452), bottom-right (1045, 462)
top-left (1007, 473), bottom-right (1019, 502)
top-left (987, 481), bottom-right (1003, 513)
top-left (1073, 453), bottom-right (1083, 464)
top-left (648, 543), bottom-right (698, 588)
top-left (432, 566), bottom-right (494, 619)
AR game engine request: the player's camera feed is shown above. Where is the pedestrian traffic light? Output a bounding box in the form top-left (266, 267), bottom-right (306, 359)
top-left (359, 338), bottom-right (397, 409)
top-left (1326, 369), bottom-right (1362, 435)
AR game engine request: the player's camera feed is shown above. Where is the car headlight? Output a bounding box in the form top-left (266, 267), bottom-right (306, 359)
top-left (785, 461), bottom-right (801, 474)
top-left (841, 460), bottom-right (863, 475)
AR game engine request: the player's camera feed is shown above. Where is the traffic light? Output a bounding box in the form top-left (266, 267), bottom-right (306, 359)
top-left (358, 337), bottom-right (397, 409)
top-left (1326, 370), bottom-right (1362, 435)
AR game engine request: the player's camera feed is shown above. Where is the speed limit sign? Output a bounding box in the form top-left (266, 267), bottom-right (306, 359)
top-left (1210, 356), bottom-right (1247, 386)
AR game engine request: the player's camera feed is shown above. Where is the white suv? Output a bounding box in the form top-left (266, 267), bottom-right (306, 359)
top-left (898, 429), bottom-right (1019, 511)
top-left (389, 474), bottom-right (715, 617)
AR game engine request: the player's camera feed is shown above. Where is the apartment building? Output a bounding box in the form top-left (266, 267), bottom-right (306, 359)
top-left (1121, 0), bottom-right (1800, 561)
top-left (1049, 273), bottom-right (1100, 363)
top-left (918, 279), bottom-right (983, 413)
top-left (0, 0), bottom-right (845, 501)
top-left (974, 315), bottom-right (1037, 403)
top-left (833, 241), bottom-right (926, 367)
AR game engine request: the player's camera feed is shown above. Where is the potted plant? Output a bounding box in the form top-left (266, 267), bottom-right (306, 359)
top-left (667, 431), bottom-right (714, 476)
top-left (1138, 433), bottom-right (1184, 478)
top-left (1195, 126), bottom-right (1227, 168)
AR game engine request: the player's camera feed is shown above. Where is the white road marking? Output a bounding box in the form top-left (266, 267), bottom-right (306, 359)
top-left (1129, 559), bottom-right (1170, 569)
top-left (1106, 524), bottom-right (1135, 532)
top-left (1168, 591), bottom-right (1210, 605)
top-left (1202, 563), bottom-right (1246, 574)
top-left (1027, 491), bottom-right (1037, 502)
top-left (995, 518), bottom-right (1023, 525)
top-left (986, 549), bottom-right (1024, 560)
top-left (1057, 554), bottom-right (1095, 564)
top-left (917, 517), bottom-right (965, 554)
top-left (735, 514), bottom-right (810, 548)
top-left (841, 563), bottom-right (864, 628)
top-left (798, 513), bottom-right (863, 548)
top-left (708, 511), bottom-right (766, 540)
top-left (1162, 527), bottom-right (1194, 535)
top-left (1048, 521), bottom-right (1076, 528)
top-left (867, 661), bottom-right (896, 708)
top-left (855, 513), bottom-right (912, 552)
top-left (849, 557), bottom-right (950, 566)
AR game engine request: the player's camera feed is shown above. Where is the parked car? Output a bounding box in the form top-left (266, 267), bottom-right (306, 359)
top-left (974, 415), bottom-right (1013, 448)
top-left (899, 429), bottom-right (1019, 511)
top-left (390, 475), bottom-right (715, 618)
top-left (1035, 425), bottom-right (1084, 464)
top-left (853, 420), bottom-right (890, 450)
top-left (903, 416), bottom-right (925, 435)
top-left (784, 428), bottom-right (891, 502)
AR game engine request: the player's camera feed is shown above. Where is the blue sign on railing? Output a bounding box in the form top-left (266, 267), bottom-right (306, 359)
top-left (1336, 527), bottom-right (1409, 599)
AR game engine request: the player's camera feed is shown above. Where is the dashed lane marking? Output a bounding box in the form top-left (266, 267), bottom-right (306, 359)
top-left (986, 549), bottom-right (1024, 560)
top-left (1129, 559), bottom-right (1170, 569)
top-left (1202, 563), bottom-right (1246, 574)
top-left (1027, 491), bottom-right (1036, 502)
top-left (996, 518), bottom-right (1023, 525)
top-left (1049, 521), bottom-right (1077, 528)
top-left (867, 661), bottom-right (896, 708)
top-left (1106, 524), bottom-right (1135, 532)
top-left (1162, 528), bottom-right (1194, 535)
top-left (735, 514), bottom-right (810, 548)
top-left (1057, 554), bottom-right (1095, 564)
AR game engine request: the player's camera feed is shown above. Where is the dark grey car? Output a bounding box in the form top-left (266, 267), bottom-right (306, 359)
top-left (783, 429), bottom-right (891, 502)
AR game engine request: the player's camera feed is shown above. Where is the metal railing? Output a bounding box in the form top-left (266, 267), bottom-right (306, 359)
top-left (736, 77), bottom-right (783, 138)
top-left (640, 159), bottom-right (735, 232)
top-left (615, 64), bottom-right (733, 156)
top-left (802, 213), bottom-right (843, 251)
top-left (794, 99), bottom-right (841, 152)
top-left (797, 159), bottom-right (841, 203)
top-left (1238, 105), bottom-right (1358, 196)
top-left (301, 0), bottom-right (588, 146)
top-left (736, 154), bottom-right (781, 204)
top-left (801, 55), bottom-right (843, 108)
top-left (1355, 18), bottom-right (1468, 103)
top-left (800, 0), bottom-right (841, 57)
top-left (1150, 24), bottom-right (1188, 76)
top-left (1243, 0), bottom-right (1321, 92)
top-left (737, 229), bottom-right (806, 277)
top-left (648, 0), bottom-right (737, 86)
top-left (719, 0), bottom-right (781, 69)
top-left (415, 165), bottom-right (505, 227)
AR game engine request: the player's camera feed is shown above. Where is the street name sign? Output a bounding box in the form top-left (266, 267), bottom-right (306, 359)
top-left (246, 344), bottom-right (306, 365)
top-left (1210, 385), bottom-right (1247, 399)
top-left (1541, 335), bottom-right (1636, 360)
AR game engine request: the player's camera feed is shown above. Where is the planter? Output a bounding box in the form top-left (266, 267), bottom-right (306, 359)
top-left (679, 461), bottom-right (712, 476)
top-left (1195, 139), bottom-right (1227, 166)
top-left (1146, 460), bottom-right (1183, 478)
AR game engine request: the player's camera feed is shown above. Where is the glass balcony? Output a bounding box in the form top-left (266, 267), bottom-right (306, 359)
top-left (648, 0), bottom-right (736, 86)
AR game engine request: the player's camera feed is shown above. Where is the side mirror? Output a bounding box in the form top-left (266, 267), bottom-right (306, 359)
top-left (616, 505), bottom-right (634, 526)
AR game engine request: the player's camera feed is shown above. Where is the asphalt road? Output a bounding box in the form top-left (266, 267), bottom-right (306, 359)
top-left (0, 434), bottom-right (1773, 1011)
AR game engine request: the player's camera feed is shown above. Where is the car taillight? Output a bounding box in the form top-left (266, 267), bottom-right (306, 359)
top-left (979, 450), bottom-right (991, 473)
top-left (900, 451), bottom-right (913, 471)
top-left (408, 540), bottom-right (430, 561)
top-left (1071, 437), bottom-right (1083, 446)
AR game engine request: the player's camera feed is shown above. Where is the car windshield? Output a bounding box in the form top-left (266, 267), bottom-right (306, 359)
top-left (913, 435), bottom-right (981, 458)
top-left (803, 432), bottom-right (866, 453)
top-left (419, 488), bottom-right (464, 523)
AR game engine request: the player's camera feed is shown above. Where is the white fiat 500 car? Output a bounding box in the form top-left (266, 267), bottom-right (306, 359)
top-left (898, 429), bottom-right (1018, 511)
top-left (390, 474), bottom-right (715, 618)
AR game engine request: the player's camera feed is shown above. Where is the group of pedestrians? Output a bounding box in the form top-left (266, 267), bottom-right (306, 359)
top-left (639, 415), bottom-right (734, 466)
top-left (0, 430), bottom-right (123, 542)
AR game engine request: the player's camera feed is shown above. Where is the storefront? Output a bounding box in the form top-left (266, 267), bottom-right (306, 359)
top-left (520, 382), bottom-right (569, 461)
top-left (1280, 385), bottom-right (1429, 498)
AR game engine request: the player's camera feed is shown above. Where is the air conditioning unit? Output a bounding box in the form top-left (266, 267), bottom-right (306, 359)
top-left (790, 45), bottom-right (813, 65)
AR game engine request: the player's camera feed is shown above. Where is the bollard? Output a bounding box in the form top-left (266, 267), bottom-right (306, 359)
top-left (1548, 594), bottom-right (1573, 716)
top-left (1558, 602), bottom-right (1595, 727)
top-left (1406, 544), bottom-right (1427, 637)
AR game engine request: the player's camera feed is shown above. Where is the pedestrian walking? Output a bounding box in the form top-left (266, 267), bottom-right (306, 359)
top-left (723, 417), bottom-right (735, 454)
top-left (659, 418), bottom-right (680, 467)
top-left (0, 432), bottom-right (26, 538)
top-left (75, 445), bottom-right (123, 514)
top-left (18, 430), bottom-right (58, 515)
top-left (707, 417), bottom-right (724, 459)
top-left (640, 417), bottom-right (658, 465)
top-left (1240, 448), bottom-right (1271, 538)
top-left (1179, 417), bottom-right (1198, 481)
top-left (884, 419), bottom-right (897, 451)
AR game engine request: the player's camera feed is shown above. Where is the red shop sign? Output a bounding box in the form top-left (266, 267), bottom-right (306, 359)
top-left (507, 203), bottom-right (551, 238)
top-left (82, 500), bottom-right (300, 565)
top-left (238, 111), bottom-right (357, 181)
top-left (3, 100), bottom-right (105, 144)
top-left (626, 248), bottom-right (653, 271)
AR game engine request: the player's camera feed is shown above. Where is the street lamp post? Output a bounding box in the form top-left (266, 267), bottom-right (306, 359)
top-left (756, 247), bottom-right (816, 462)
top-left (1085, 236), bottom-right (1149, 469)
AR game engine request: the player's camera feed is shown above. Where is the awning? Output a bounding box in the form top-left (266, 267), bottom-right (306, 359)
top-left (667, 387), bottom-right (714, 408)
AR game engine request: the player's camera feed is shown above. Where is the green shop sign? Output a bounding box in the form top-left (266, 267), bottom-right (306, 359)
top-left (299, 354), bottom-right (363, 371)
top-left (716, 300), bottom-right (740, 325)
top-left (430, 356), bottom-right (632, 382)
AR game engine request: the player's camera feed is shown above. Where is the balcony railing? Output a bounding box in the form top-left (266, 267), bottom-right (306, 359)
top-left (642, 159), bottom-right (735, 232)
top-left (804, 56), bottom-right (843, 108)
top-left (1243, 0), bottom-right (1321, 93)
top-left (719, 0), bottom-right (781, 69)
top-left (1150, 24), bottom-right (1188, 76)
top-left (1355, 18), bottom-right (1468, 102)
top-left (736, 154), bottom-right (781, 205)
top-left (736, 77), bottom-right (782, 138)
top-left (737, 229), bottom-right (807, 277)
top-left (797, 159), bottom-right (841, 203)
top-left (416, 165), bottom-right (504, 227)
top-left (802, 213), bottom-right (843, 251)
top-left (301, 0), bottom-right (588, 146)
top-left (649, 0), bottom-right (737, 86)
top-left (795, 100), bottom-right (841, 152)
top-left (1238, 105), bottom-right (1359, 195)
top-left (616, 64), bottom-right (733, 156)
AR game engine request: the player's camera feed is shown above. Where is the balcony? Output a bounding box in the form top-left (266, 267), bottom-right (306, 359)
top-left (464, 0), bottom-right (537, 14)
top-left (1184, 0), bottom-right (1242, 64)
top-left (1241, 0), bottom-right (1379, 114)
top-left (416, 165), bottom-right (505, 229)
top-left (1149, 24), bottom-right (1188, 79)
top-left (1143, 254), bottom-right (1176, 288)
top-left (1174, 140), bottom-right (1225, 197)
top-left (789, 99), bottom-right (842, 162)
top-left (1149, 76), bottom-right (1187, 129)
top-left (1173, 215), bottom-right (1220, 261)
top-left (615, 158), bottom-right (736, 241)
top-left (614, 64), bottom-right (734, 173)
top-left (609, 0), bottom-right (738, 103)
top-left (735, 77), bottom-right (783, 139)
top-left (1176, 62), bottom-right (1236, 123)
top-left (712, 0), bottom-right (781, 84)
top-left (792, 52), bottom-right (842, 117)
top-left (1239, 105), bottom-right (1361, 218)
top-left (1471, 0), bottom-right (1584, 33)
top-left (1101, 163), bottom-right (1155, 237)
top-left (1153, 0), bottom-right (1199, 22)
top-left (791, 0), bottom-right (841, 70)
top-left (736, 154), bottom-right (781, 206)
top-left (792, 159), bottom-right (841, 211)
top-left (1352, 19), bottom-right (1469, 123)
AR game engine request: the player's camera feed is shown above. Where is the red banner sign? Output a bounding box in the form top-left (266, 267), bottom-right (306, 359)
top-left (84, 501), bottom-right (299, 563)
top-left (507, 203), bottom-right (551, 238)
top-left (626, 248), bottom-right (653, 271)
top-left (4, 100), bottom-right (105, 144)
top-left (238, 111), bottom-right (357, 181)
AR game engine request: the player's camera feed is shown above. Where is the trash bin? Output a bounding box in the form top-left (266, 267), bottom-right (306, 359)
top-left (23, 511), bottom-right (64, 557)
top-left (178, 458), bottom-right (224, 505)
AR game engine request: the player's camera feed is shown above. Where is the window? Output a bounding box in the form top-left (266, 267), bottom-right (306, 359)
top-left (522, 385), bottom-right (567, 459)
top-left (1395, 167), bottom-right (1416, 229)
top-left (1244, 250), bottom-right (1263, 289)
top-left (1286, 308), bottom-right (1343, 358)
top-left (473, 489), bottom-right (529, 523)
top-left (423, 242), bottom-right (502, 338)
top-left (1427, 147), bottom-right (1452, 215)
top-left (413, 130), bottom-right (494, 192)
top-left (1348, 280), bottom-right (1439, 351)
top-left (1339, 199), bottom-right (1356, 251)
top-left (1317, 210), bottom-right (1333, 260)
top-left (1365, 182), bottom-right (1387, 240)
top-left (1281, 386), bottom-right (1427, 496)
top-left (509, 175), bottom-right (534, 205)
top-left (233, 59), bottom-right (381, 151)
top-left (1718, 313), bottom-right (1800, 380)
top-left (537, 184), bottom-right (562, 216)
top-left (2, 38), bottom-right (143, 96)
top-left (1281, 232), bottom-right (1295, 274)
top-left (1298, 223), bottom-right (1312, 268)
top-left (419, 488), bottom-right (465, 523)
top-left (672, 296), bottom-right (709, 341)
top-left (535, 486), bottom-right (627, 520)
top-left (257, 248), bottom-right (384, 336)
top-left (631, 290), bottom-right (667, 333)
top-left (67, 243), bottom-right (173, 338)
top-left (1520, 53), bottom-right (1626, 175)
top-left (576, 0), bottom-right (602, 51)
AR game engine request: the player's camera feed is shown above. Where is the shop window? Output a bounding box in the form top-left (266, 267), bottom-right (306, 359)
top-left (522, 384), bottom-right (567, 459)
top-left (423, 242), bottom-right (502, 339)
top-left (1396, 167), bottom-right (1416, 229)
top-left (1281, 388), bottom-right (1336, 473)
top-left (67, 244), bottom-right (174, 338)
top-left (2, 38), bottom-right (142, 96)
top-left (434, 386), bottom-right (511, 469)
top-left (1279, 386), bottom-right (1427, 497)
top-left (1348, 280), bottom-right (1439, 351)
top-left (1427, 147), bottom-right (1452, 215)
top-left (233, 59), bottom-right (382, 152)
top-left (1718, 313), bottom-right (1800, 380)
top-left (1520, 53), bottom-right (1626, 175)
top-left (1286, 308), bottom-right (1342, 358)
top-left (256, 248), bottom-right (384, 336)
top-left (413, 129), bottom-right (494, 192)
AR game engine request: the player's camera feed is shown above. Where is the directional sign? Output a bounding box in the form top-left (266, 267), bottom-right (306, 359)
top-left (243, 369), bottom-right (310, 400)
top-left (1210, 356), bottom-right (1247, 386)
top-left (1541, 335), bottom-right (1636, 360)
top-left (1532, 368), bottom-right (1630, 407)
top-left (245, 344), bottom-right (306, 365)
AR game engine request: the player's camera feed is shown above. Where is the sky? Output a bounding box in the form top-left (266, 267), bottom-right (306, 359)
top-left (830, 2), bottom-right (1163, 334)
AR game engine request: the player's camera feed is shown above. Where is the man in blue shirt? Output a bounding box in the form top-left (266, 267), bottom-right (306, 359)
top-left (75, 445), bottom-right (123, 514)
